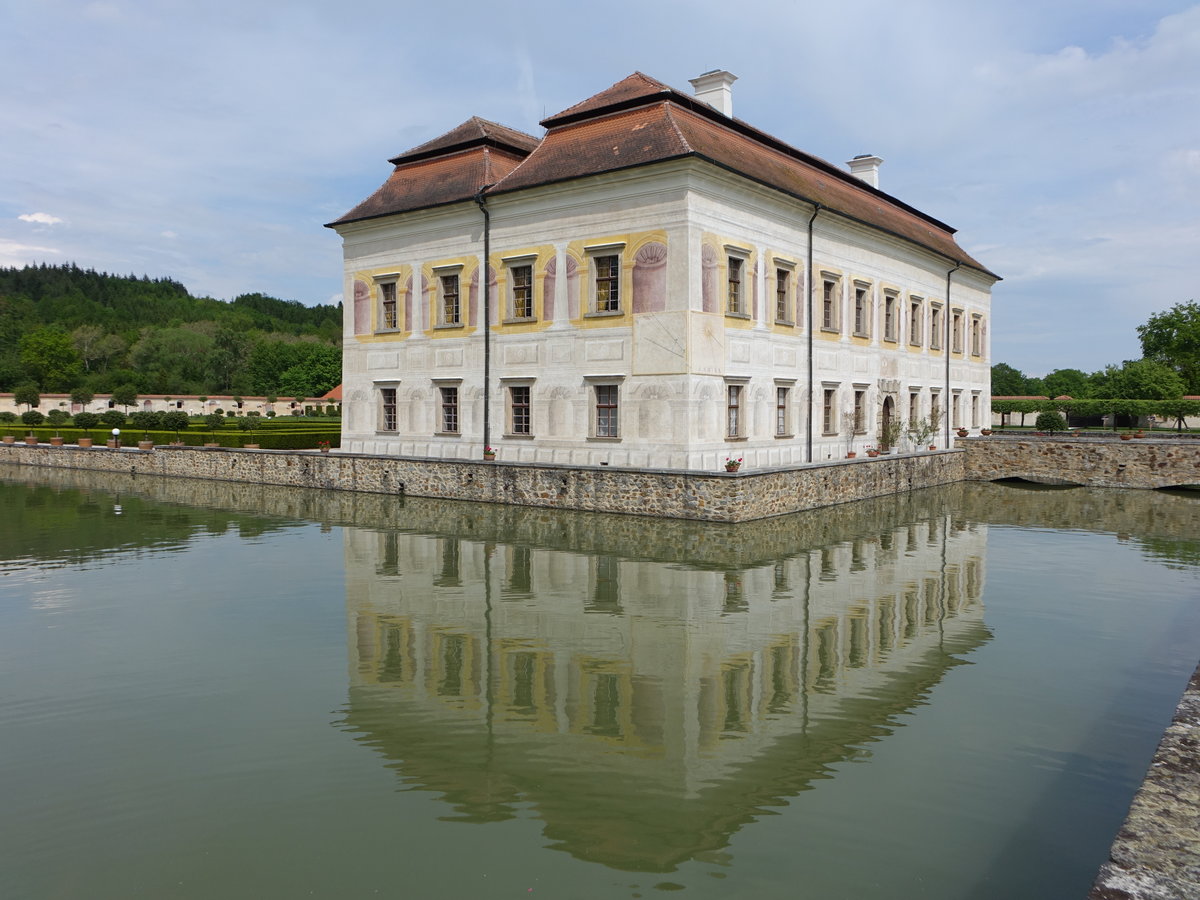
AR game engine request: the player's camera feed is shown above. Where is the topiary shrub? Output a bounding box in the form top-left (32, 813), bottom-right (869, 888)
top-left (1035, 411), bottom-right (1068, 433)
top-left (73, 412), bottom-right (100, 435)
top-left (100, 409), bottom-right (128, 428)
top-left (47, 409), bottom-right (70, 426)
top-left (22, 410), bottom-right (45, 427)
top-left (0, 411), bottom-right (18, 424)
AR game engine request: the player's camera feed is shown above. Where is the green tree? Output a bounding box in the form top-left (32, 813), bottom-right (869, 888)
top-left (1035, 410), bottom-right (1067, 432)
top-left (1095, 359), bottom-right (1184, 400)
top-left (1138, 300), bottom-right (1200, 393)
top-left (991, 362), bottom-right (1030, 396)
top-left (73, 411), bottom-right (100, 436)
top-left (13, 383), bottom-right (39, 410)
top-left (1041, 368), bottom-right (1092, 399)
top-left (19, 327), bottom-right (83, 390)
top-left (111, 384), bottom-right (138, 412)
top-left (21, 410), bottom-right (45, 428)
top-left (70, 386), bottom-right (94, 408)
top-left (100, 409), bottom-right (127, 429)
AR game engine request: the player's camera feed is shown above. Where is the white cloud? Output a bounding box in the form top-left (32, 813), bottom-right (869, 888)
top-left (18, 212), bottom-right (63, 226)
top-left (161, 230), bottom-right (178, 239)
top-left (0, 238), bottom-right (62, 267)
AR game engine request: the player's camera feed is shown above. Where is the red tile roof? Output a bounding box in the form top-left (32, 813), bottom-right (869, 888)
top-left (329, 73), bottom-right (996, 278)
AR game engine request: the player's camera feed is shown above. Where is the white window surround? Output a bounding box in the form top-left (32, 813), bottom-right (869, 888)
top-left (584, 374), bottom-right (625, 440)
top-left (772, 258), bottom-right (797, 326)
top-left (432, 263), bottom-right (465, 328)
top-left (774, 377), bottom-right (796, 437)
top-left (432, 377), bottom-right (463, 436)
top-left (852, 280), bottom-right (871, 338)
top-left (374, 380), bottom-right (400, 434)
top-left (819, 270), bottom-right (842, 333)
top-left (882, 289), bottom-right (899, 343)
top-left (373, 273), bottom-right (402, 332)
top-left (501, 253), bottom-right (537, 323)
top-left (500, 376), bottom-right (535, 438)
top-left (723, 245), bottom-right (751, 319)
top-left (583, 242), bottom-right (626, 317)
top-left (725, 376), bottom-right (749, 440)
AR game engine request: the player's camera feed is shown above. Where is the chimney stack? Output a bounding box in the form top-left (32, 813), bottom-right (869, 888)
top-left (847, 154), bottom-right (883, 189)
top-left (689, 70), bottom-right (737, 117)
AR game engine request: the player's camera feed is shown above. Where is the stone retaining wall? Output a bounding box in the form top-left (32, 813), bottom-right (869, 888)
top-left (0, 443), bottom-right (965, 523)
top-left (963, 435), bottom-right (1200, 488)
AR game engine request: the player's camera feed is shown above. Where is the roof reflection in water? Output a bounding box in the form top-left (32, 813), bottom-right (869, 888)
top-left (337, 496), bottom-right (990, 873)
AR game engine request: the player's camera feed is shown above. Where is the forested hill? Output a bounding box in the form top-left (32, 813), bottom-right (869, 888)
top-left (0, 263), bottom-right (343, 398)
top-left (0, 264), bottom-right (341, 336)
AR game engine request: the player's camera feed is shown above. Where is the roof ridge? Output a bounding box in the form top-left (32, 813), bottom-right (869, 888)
top-left (661, 103), bottom-right (693, 154)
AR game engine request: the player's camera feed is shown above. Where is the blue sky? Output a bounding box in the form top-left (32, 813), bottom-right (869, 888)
top-left (2, 0), bottom-right (1197, 376)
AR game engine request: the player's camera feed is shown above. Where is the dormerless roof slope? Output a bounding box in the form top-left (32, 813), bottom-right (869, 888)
top-left (329, 74), bottom-right (997, 279)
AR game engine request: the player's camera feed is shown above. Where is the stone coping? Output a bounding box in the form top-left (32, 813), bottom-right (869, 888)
top-left (1090, 661), bottom-right (1200, 899)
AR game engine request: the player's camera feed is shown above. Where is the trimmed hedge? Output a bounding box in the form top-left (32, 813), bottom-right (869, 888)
top-left (6, 427), bottom-right (339, 449)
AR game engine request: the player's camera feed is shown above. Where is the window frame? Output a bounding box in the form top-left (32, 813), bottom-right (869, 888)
top-left (820, 273), bottom-right (841, 333)
top-left (951, 308), bottom-right (964, 354)
top-left (584, 243), bottom-right (626, 317)
top-left (852, 281), bottom-right (871, 338)
top-left (774, 379), bottom-right (796, 437)
top-left (503, 379), bottom-right (534, 437)
top-left (970, 314), bottom-right (983, 357)
top-left (930, 303), bottom-right (943, 350)
top-left (883, 290), bottom-right (898, 343)
top-left (822, 385), bottom-right (838, 435)
top-left (376, 383), bottom-right (399, 433)
top-left (585, 375), bottom-right (624, 440)
top-left (853, 387), bottom-right (868, 434)
top-left (725, 379), bottom-right (749, 440)
top-left (773, 258), bottom-right (796, 326)
top-left (374, 274), bottom-right (401, 332)
top-left (724, 247), bottom-right (751, 319)
top-left (909, 297), bottom-right (924, 348)
top-left (433, 264), bottom-right (464, 328)
top-left (433, 379), bottom-right (462, 435)
top-left (502, 254), bottom-right (537, 323)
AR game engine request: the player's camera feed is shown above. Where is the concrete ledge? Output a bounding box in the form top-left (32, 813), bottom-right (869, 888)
top-left (0, 443), bottom-right (964, 523)
top-left (1090, 661), bottom-right (1200, 899)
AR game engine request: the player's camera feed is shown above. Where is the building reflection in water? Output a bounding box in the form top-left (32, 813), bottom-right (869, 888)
top-left (338, 500), bottom-right (990, 873)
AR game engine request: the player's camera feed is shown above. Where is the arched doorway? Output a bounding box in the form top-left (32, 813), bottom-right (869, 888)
top-left (881, 396), bottom-right (895, 450)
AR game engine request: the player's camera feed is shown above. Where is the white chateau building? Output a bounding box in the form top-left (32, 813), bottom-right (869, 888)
top-left (329, 71), bottom-right (998, 469)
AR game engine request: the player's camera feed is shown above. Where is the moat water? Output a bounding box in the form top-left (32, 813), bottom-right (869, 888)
top-left (2, 469), bottom-right (1198, 899)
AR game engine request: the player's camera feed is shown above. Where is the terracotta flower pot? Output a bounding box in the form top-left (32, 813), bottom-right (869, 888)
top-left (25, 436), bottom-right (39, 446)
top-left (243, 443), bottom-right (260, 449)
top-left (845, 452), bottom-right (857, 459)
top-left (981, 429), bottom-right (993, 436)
top-left (1, 436), bottom-right (14, 444)
top-left (1119, 433), bottom-right (1133, 441)
top-left (77, 437), bottom-right (93, 448)
top-left (137, 440), bottom-right (154, 451)
top-left (50, 436), bottom-right (64, 446)
top-left (106, 439), bottom-right (118, 448)
top-left (957, 429), bottom-right (969, 438)
top-left (204, 442), bottom-right (220, 448)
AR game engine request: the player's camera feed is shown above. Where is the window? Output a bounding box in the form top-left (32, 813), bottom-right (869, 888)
top-left (510, 264), bottom-right (534, 320)
top-left (379, 280), bottom-right (399, 330)
top-left (439, 272), bottom-right (461, 326)
top-left (952, 390), bottom-right (962, 428)
top-left (909, 299), bottom-right (923, 347)
top-left (727, 384), bottom-right (743, 438)
top-left (594, 255), bottom-right (620, 313)
top-left (971, 315), bottom-right (983, 356)
top-left (823, 387), bottom-right (837, 434)
top-left (951, 309), bottom-right (963, 353)
top-left (930, 305), bottom-right (943, 350)
top-left (853, 389), bottom-right (866, 433)
top-left (883, 292), bottom-right (897, 342)
top-left (378, 386), bottom-right (397, 432)
top-left (931, 391), bottom-right (942, 428)
top-left (821, 278), bottom-right (840, 331)
top-left (440, 386), bottom-right (459, 434)
top-left (595, 384), bottom-right (619, 438)
top-left (853, 283), bottom-right (870, 337)
top-left (909, 390), bottom-right (920, 424)
top-left (775, 385), bottom-right (790, 436)
top-left (971, 392), bottom-right (980, 427)
top-left (726, 256), bottom-right (744, 315)
top-left (509, 384), bottom-right (531, 435)
top-left (775, 268), bottom-right (792, 324)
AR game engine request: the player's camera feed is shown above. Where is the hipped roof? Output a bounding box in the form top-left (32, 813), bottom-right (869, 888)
top-left (328, 74), bottom-right (996, 279)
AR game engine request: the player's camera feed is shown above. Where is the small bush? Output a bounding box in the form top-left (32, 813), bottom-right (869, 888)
top-left (74, 412), bottom-right (100, 433)
top-left (22, 410), bottom-right (45, 427)
top-left (100, 409), bottom-right (128, 428)
top-left (47, 409), bottom-right (71, 426)
top-left (0, 411), bottom-right (17, 424)
top-left (1035, 411), bottom-right (1068, 432)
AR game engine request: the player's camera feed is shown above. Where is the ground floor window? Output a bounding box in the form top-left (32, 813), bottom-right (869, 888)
top-left (440, 386), bottom-right (459, 434)
top-left (379, 386), bottom-right (397, 432)
top-left (595, 385), bottom-right (619, 438)
top-left (510, 385), bottom-right (531, 435)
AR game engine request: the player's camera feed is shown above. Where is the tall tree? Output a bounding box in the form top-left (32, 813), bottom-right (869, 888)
top-left (19, 327), bottom-right (83, 390)
top-left (1138, 301), bottom-right (1200, 393)
top-left (1094, 359), bottom-right (1185, 400)
top-left (990, 362), bottom-right (1030, 396)
top-left (1041, 368), bottom-right (1092, 399)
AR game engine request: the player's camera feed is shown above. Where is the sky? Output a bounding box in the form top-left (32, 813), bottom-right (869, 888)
top-left (2, 0), bottom-right (1197, 377)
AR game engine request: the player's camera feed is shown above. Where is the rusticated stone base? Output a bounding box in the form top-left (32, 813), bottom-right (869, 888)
top-left (0, 443), bottom-right (964, 523)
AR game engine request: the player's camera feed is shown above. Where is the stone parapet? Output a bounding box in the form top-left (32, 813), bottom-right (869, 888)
top-left (962, 435), bottom-right (1200, 489)
top-left (0, 443), bottom-right (964, 523)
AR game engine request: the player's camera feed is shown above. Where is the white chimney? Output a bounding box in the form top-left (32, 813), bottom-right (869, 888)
top-left (847, 154), bottom-right (883, 189)
top-left (689, 70), bottom-right (737, 117)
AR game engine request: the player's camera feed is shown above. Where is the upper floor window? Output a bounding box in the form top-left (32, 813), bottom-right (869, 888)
top-left (775, 267), bottom-right (793, 324)
top-left (377, 279), bottom-right (399, 331)
top-left (726, 256), bottom-right (744, 315)
top-left (909, 298), bottom-right (923, 347)
top-left (853, 388), bottom-right (867, 433)
top-left (951, 309), bottom-right (964, 353)
top-left (821, 276), bottom-right (841, 332)
top-left (510, 264), bottom-right (534, 320)
top-left (594, 255), bottom-right (620, 313)
top-left (434, 268), bottom-right (462, 327)
top-left (883, 292), bottom-right (898, 342)
top-left (853, 283), bottom-right (870, 337)
top-left (930, 305), bottom-right (943, 350)
top-left (971, 315), bottom-right (983, 356)
top-left (775, 383), bottom-right (793, 436)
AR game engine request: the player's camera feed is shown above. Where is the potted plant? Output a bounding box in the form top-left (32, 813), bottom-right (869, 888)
top-left (74, 411), bottom-right (99, 448)
top-left (317, 439), bottom-right (331, 454)
top-left (162, 411), bottom-right (189, 446)
top-left (724, 456), bottom-right (742, 472)
top-left (22, 409), bottom-right (44, 444)
top-left (956, 427), bottom-right (969, 438)
top-left (980, 428), bottom-right (993, 436)
top-left (882, 418), bottom-right (905, 454)
top-left (47, 408), bottom-right (69, 446)
top-left (865, 446), bottom-right (879, 458)
top-left (483, 446), bottom-right (496, 460)
top-left (841, 409), bottom-right (860, 458)
top-left (203, 413), bottom-right (224, 447)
